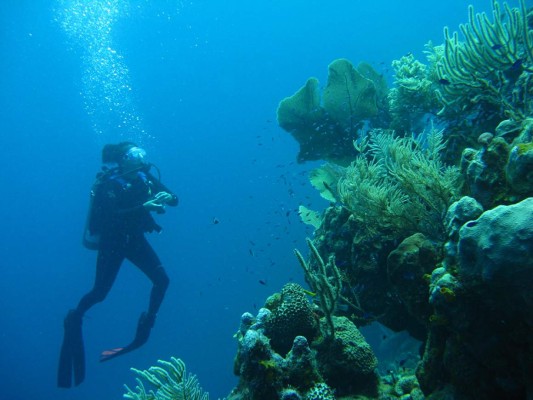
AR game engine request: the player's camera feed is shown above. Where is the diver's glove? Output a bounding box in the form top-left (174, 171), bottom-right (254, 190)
top-left (99, 312), bottom-right (155, 362)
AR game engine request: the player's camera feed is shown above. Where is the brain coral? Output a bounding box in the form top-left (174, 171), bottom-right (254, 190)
top-left (265, 283), bottom-right (319, 356)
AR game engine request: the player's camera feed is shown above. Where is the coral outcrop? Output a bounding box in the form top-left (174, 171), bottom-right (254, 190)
top-left (457, 197), bottom-right (533, 288)
top-left (264, 283), bottom-right (319, 356)
top-left (315, 316), bottom-right (379, 397)
top-left (228, 284), bottom-right (380, 400)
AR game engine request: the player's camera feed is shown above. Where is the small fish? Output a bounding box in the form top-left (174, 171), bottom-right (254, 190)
top-left (249, 249), bottom-right (255, 256)
top-left (438, 78), bottom-right (451, 85)
top-left (491, 44), bottom-right (503, 50)
top-left (212, 217), bottom-right (220, 224)
top-left (258, 279), bottom-right (267, 286)
top-left (302, 289), bottom-right (317, 297)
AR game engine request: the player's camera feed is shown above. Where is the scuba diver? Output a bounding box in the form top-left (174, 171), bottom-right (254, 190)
top-left (58, 142), bottom-right (178, 388)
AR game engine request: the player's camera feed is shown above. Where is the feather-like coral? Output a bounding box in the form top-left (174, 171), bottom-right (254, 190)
top-left (124, 357), bottom-right (209, 400)
top-left (337, 127), bottom-right (462, 242)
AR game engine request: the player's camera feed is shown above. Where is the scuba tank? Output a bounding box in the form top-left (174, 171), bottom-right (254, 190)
top-left (82, 189), bottom-right (100, 250)
top-left (82, 169), bottom-right (110, 250)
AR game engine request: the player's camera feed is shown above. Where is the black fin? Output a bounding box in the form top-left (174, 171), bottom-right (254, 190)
top-left (57, 310), bottom-right (85, 388)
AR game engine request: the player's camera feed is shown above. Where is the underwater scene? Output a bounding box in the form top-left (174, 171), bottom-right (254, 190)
top-left (0, 0), bottom-right (532, 399)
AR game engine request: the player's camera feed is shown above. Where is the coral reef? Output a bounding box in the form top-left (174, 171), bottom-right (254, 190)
top-left (272, 3), bottom-right (533, 398)
top-left (414, 199), bottom-right (533, 399)
top-left (134, 3), bottom-right (532, 400)
top-left (228, 284), bottom-right (380, 400)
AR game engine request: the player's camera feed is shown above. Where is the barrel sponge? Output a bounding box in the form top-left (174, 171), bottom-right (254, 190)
top-left (264, 283), bottom-right (318, 356)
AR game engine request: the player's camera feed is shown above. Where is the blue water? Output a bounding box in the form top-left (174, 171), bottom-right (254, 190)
top-left (0, 0), bottom-right (514, 398)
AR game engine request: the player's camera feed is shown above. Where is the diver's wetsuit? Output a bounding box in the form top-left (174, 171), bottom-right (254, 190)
top-left (76, 168), bottom-right (177, 318)
top-left (59, 167), bottom-right (178, 387)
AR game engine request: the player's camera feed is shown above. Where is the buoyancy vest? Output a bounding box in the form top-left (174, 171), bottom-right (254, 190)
top-left (82, 168), bottom-right (151, 250)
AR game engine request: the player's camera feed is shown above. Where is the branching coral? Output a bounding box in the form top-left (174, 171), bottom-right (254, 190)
top-left (294, 238), bottom-right (342, 339)
top-left (435, 0), bottom-right (532, 123)
top-left (337, 127), bottom-right (462, 242)
top-left (124, 357), bottom-right (209, 400)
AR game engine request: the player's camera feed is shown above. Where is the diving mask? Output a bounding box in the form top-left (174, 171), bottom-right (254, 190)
top-left (124, 146), bottom-right (147, 162)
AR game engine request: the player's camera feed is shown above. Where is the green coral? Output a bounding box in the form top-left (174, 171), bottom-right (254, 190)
top-left (277, 58), bottom-right (388, 165)
top-left (337, 127), bottom-right (462, 242)
top-left (124, 357), bottom-right (209, 400)
top-left (434, 0), bottom-right (532, 123)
